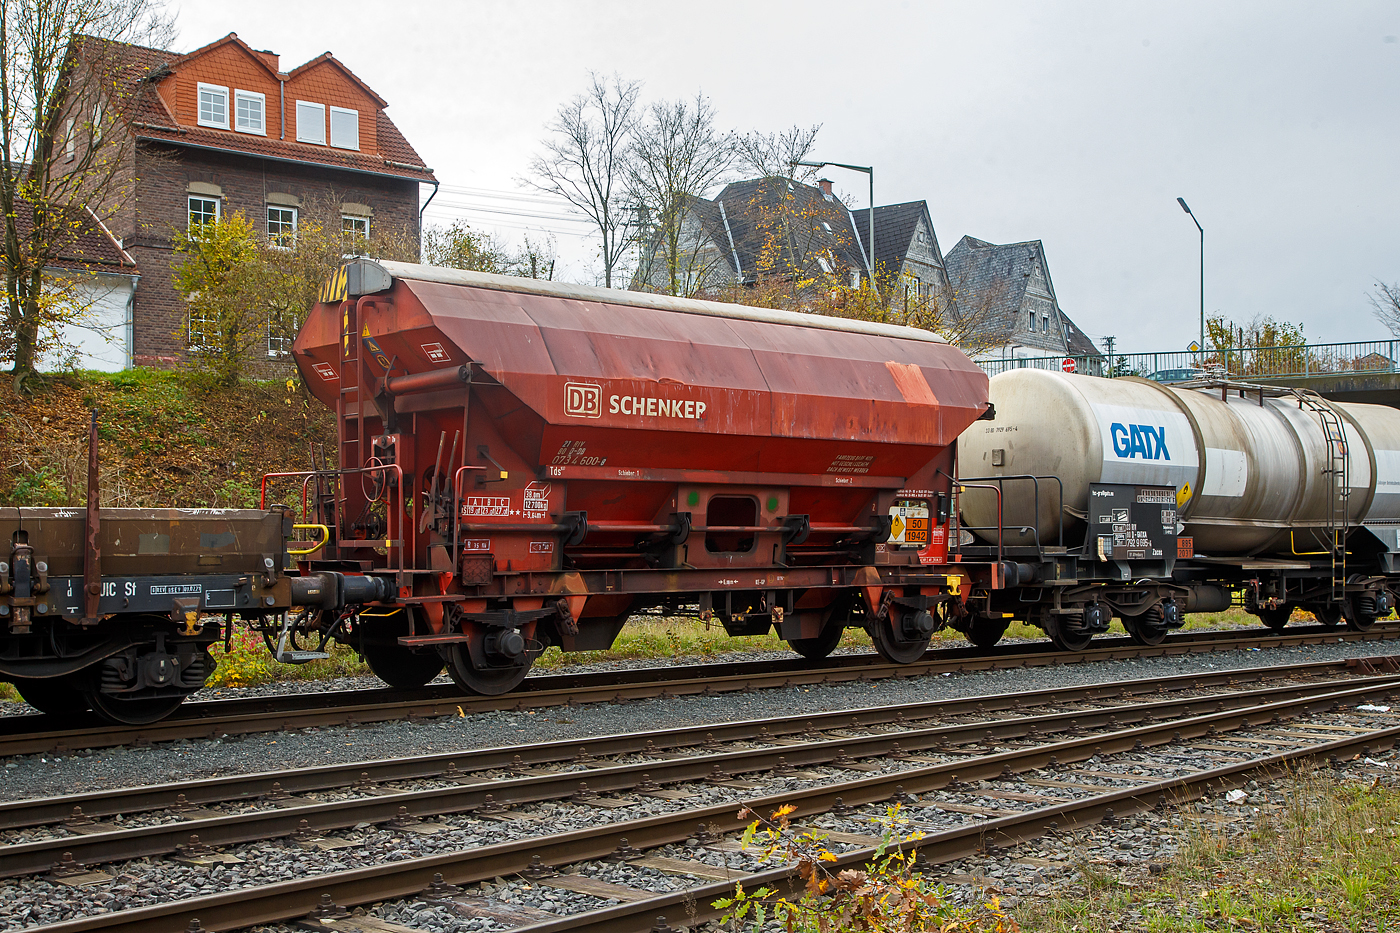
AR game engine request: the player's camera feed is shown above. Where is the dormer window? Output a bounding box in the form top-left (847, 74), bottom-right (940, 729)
top-left (235, 90), bottom-right (265, 135)
top-left (198, 83), bottom-right (229, 129)
top-left (329, 107), bottom-right (359, 150)
top-left (296, 100), bottom-right (325, 145)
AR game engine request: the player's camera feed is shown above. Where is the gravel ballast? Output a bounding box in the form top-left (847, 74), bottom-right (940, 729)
top-left (0, 636), bottom-right (1395, 803)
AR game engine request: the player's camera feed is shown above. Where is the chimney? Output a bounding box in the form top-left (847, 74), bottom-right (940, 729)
top-left (817, 178), bottom-right (834, 197)
top-left (254, 49), bottom-right (280, 72)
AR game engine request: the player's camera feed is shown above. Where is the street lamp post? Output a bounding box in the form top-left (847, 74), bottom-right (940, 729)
top-left (791, 160), bottom-right (875, 293)
top-left (1177, 197), bottom-right (1204, 356)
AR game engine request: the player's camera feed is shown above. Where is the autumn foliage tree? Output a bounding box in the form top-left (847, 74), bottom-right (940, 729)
top-left (171, 197), bottom-right (415, 386)
top-left (0, 0), bottom-right (174, 390)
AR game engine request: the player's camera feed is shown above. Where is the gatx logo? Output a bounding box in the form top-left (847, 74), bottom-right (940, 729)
top-left (1110, 423), bottom-right (1171, 460)
top-left (564, 382), bottom-right (602, 418)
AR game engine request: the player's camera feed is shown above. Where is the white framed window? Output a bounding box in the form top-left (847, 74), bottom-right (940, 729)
top-left (816, 254), bottom-right (832, 274)
top-left (295, 101), bottom-right (325, 144)
top-left (1028, 310), bottom-right (1036, 332)
top-left (1042, 315), bottom-right (1050, 334)
top-left (268, 205), bottom-right (297, 247)
top-left (197, 83), bottom-right (229, 129)
top-left (188, 195), bottom-right (220, 230)
top-left (188, 307), bottom-right (215, 349)
top-left (342, 214), bottom-right (369, 239)
top-left (234, 90), bottom-right (265, 135)
top-left (268, 319), bottom-right (291, 357)
top-left (92, 102), bottom-right (104, 141)
top-left (65, 118), bottom-right (74, 160)
top-left (329, 106), bottom-right (359, 150)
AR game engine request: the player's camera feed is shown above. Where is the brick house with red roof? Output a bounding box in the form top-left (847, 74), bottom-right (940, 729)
top-left (65, 32), bottom-right (436, 368)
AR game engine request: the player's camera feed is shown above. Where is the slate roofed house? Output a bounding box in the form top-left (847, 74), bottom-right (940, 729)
top-left (633, 176), bottom-right (873, 295)
top-left (632, 177), bottom-right (958, 313)
top-left (942, 235), bottom-right (1103, 372)
top-left (867, 198), bottom-right (949, 304)
top-left (60, 32), bottom-right (436, 369)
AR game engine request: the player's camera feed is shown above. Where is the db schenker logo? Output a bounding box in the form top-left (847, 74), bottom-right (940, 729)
top-left (564, 382), bottom-right (602, 418)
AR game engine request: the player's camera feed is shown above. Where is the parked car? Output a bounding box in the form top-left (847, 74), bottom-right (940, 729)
top-left (1145, 368), bottom-right (1200, 383)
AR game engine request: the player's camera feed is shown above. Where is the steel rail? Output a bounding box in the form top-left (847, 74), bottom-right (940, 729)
top-left (21, 677), bottom-right (1400, 933)
top-left (6, 667), bottom-right (1394, 876)
top-left (511, 722), bottom-right (1400, 933)
top-left (10, 675), bottom-right (1400, 920)
top-left (0, 655), bottom-right (1380, 832)
top-left (2, 622), bottom-right (1393, 758)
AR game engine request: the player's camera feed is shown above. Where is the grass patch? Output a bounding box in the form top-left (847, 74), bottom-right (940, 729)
top-left (0, 367), bottom-right (334, 508)
top-left (1014, 767), bottom-right (1400, 932)
top-left (532, 617), bottom-right (876, 670)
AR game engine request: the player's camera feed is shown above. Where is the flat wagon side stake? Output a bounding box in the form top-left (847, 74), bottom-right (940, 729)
top-left (82, 408), bottom-right (101, 627)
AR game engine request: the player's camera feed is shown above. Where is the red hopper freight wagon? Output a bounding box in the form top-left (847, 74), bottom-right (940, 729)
top-left (276, 259), bottom-right (990, 693)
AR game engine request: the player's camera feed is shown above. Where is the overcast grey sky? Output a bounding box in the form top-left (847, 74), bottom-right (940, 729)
top-left (174, 0), bottom-right (1399, 354)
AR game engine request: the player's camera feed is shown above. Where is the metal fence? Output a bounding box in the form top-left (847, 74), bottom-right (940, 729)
top-left (977, 339), bottom-right (1400, 381)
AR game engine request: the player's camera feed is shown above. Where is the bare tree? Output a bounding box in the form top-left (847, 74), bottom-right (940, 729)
top-left (0, 0), bottom-right (173, 389)
top-left (526, 72), bottom-right (640, 288)
top-left (1372, 281), bottom-right (1400, 336)
top-left (906, 274), bottom-right (1008, 355)
top-left (627, 92), bottom-right (733, 297)
top-left (424, 220), bottom-right (556, 279)
top-left (734, 123), bottom-right (823, 180)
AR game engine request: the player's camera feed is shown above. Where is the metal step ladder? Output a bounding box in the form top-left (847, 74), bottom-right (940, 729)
top-left (1295, 391), bottom-right (1349, 601)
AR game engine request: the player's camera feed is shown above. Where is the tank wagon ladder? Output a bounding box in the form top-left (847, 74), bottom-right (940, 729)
top-left (1294, 390), bottom-right (1350, 602)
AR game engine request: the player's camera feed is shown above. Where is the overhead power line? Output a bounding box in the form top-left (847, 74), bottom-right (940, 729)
top-left (429, 198), bottom-right (594, 224)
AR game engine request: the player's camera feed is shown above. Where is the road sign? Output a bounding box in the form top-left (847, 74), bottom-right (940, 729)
top-left (1188, 341), bottom-right (1201, 352)
top-left (1061, 358), bottom-right (1076, 373)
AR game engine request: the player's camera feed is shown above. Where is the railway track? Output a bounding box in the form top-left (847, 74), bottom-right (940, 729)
top-left (6, 654), bottom-right (1398, 932)
top-left (2, 620), bottom-right (1394, 758)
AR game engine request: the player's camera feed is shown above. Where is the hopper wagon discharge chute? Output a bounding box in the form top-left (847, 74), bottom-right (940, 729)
top-left (271, 259), bottom-right (992, 694)
top-left (954, 368), bottom-right (1400, 650)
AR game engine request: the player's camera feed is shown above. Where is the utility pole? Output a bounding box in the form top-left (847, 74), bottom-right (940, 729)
top-left (1177, 198), bottom-right (1204, 356)
top-left (1103, 335), bottom-right (1116, 378)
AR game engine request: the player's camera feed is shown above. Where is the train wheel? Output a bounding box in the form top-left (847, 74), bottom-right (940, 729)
top-left (787, 622), bottom-right (844, 661)
top-left (1312, 604), bottom-right (1344, 629)
top-left (363, 643), bottom-right (445, 689)
top-left (12, 678), bottom-right (91, 716)
top-left (1123, 616), bottom-right (1168, 646)
top-left (869, 609), bottom-right (933, 664)
top-left (85, 691), bottom-right (190, 725)
top-left (1255, 606), bottom-right (1292, 631)
top-left (1044, 613), bottom-right (1093, 652)
top-left (1347, 594), bottom-right (1378, 633)
top-left (966, 615), bottom-right (1010, 649)
top-left (445, 624), bottom-right (533, 695)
